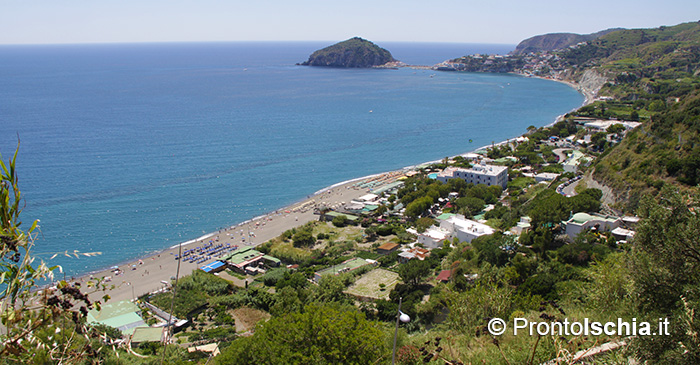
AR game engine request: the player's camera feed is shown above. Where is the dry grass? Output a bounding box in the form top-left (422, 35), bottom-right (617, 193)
top-left (231, 307), bottom-right (271, 333)
top-left (345, 268), bottom-right (400, 300)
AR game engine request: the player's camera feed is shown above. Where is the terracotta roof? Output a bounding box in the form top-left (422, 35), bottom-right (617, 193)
top-left (436, 270), bottom-right (452, 282)
top-left (377, 242), bottom-right (399, 251)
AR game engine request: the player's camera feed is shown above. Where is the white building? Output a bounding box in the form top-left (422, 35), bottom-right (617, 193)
top-left (564, 212), bottom-right (621, 239)
top-left (584, 120), bottom-right (642, 131)
top-left (406, 227), bottom-right (450, 249)
top-left (511, 216), bottom-right (532, 235)
top-left (522, 172), bottom-right (560, 183)
top-left (436, 164), bottom-right (508, 188)
top-left (439, 215), bottom-right (496, 243)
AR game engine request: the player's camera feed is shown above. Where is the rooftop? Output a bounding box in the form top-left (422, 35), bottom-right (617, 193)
top-left (377, 242), bottom-right (400, 251)
top-left (87, 300), bottom-right (145, 335)
top-left (438, 164), bottom-right (508, 179)
top-left (436, 213), bottom-right (457, 221)
top-left (445, 215), bottom-right (495, 235)
top-left (200, 260), bottom-right (226, 273)
top-left (436, 270), bottom-right (452, 282)
top-left (222, 247), bottom-right (264, 266)
top-left (420, 227), bottom-right (450, 241)
top-left (324, 211), bottom-right (360, 221)
top-left (568, 212), bottom-right (620, 224)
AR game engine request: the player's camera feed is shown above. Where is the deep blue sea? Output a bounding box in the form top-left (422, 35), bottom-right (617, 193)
top-left (0, 42), bottom-right (583, 277)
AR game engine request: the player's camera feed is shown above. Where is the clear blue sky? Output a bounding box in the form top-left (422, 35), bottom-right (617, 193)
top-left (1, 0), bottom-right (698, 45)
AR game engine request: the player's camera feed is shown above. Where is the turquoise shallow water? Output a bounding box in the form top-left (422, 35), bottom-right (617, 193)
top-left (0, 42), bottom-right (583, 277)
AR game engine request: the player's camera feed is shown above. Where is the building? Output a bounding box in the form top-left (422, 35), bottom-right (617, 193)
top-left (407, 226), bottom-right (450, 249)
top-left (611, 227), bottom-right (636, 241)
top-left (436, 164), bottom-right (508, 188)
top-left (564, 212), bottom-right (621, 239)
top-left (398, 247), bottom-right (431, 263)
top-left (534, 172), bottom-right (560, 183)
top-left (583, 119), bottom-right (642, 131)
top-left (313, 257), bottom-right (377, 283)
top-left (87, 300), bottom-right (146, 335)
top-left (376, 242), bottom-right (400, 255)
top-left (221, 247), bottom-right (280, 274)
top-left (199, 260), bottom-right (227, 274)
top-left (320, 211), bottom-right (360, 223)
top-left (511, 216), bottom-right (532, 235)
top-left (436, 270), bottom-right (452, 283)
top-left (440, 215), bottom-right (496, 243)
top-left (562, 150), bottom-right (589, 173)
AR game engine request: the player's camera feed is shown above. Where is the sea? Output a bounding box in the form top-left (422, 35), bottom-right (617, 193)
top-left (0, 42), bottom-right (584, 278)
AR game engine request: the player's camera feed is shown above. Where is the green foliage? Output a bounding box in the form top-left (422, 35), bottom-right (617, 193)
top-left (446, 277), bottom-right (515, 334)
top-left (414, 217), bottom-right (435, 233)
top-left (397, 259), bottom-right (431, 286)
top-left (628, 187), bottom-right (700, 362)
top-left (471, 233), bottom-right (517, 267)
top-left (556, 231), bottom-right (611, 266)
top-left (150, 270), bottom-right (233, 318)
top-left (315, 274), bottom-right (348, 303)
top-left (276, 271), bottom-right (309, 290)
top-left (580, 252), bottom-right (632, 316)
top-left (331, 214), bottom-right (349, 227)
top-left (454, 196), bottom-right (485, 217)
top-left (216, 302), bottom-right (388, 364)
top-left (292, 229), bottom-right (315, 247)
top-left (256, 267), bottom-right (289, 286)
top-left (404, 196), bottom-right (433, 219)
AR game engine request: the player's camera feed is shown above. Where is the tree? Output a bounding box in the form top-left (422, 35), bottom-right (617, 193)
top-left (591, 131), bottom-right (608, 150)
top-left (415, 217), bottom-right (435, 233)
top-left (331, 214), bottom-right (348, 227)
top-left (292, 229), bottom-right (315, 247)
top-left (455, 196), bottom-right (485, 217)
top-left (471, 233), bottom-right (514, 267)
top-left (405, 196), bottom-right (433, 219)
top-left (606, 123), bottom-right (626, 135)
top-left (527, 190), bottom-right (569, 229)
top-left (216, 303), bottom-right (388, 364)
top-left (398, 259), bottom-right (430, 286)
top-left (628, 187), bottom-right (700, 363)
top-left (315, 274), bottom-right (347, 303)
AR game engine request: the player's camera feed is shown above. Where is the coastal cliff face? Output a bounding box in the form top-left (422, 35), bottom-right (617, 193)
top-left (299, 37), bottom-right (396, 68)
top-left (577, 69), bottom-right (608, 98)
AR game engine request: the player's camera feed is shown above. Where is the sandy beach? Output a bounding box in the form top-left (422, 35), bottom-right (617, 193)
top-left (79, 175), bottom-right (395, 304)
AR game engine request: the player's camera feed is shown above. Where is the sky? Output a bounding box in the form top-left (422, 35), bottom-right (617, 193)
top-left (1, 0), bottom-right (698, 45)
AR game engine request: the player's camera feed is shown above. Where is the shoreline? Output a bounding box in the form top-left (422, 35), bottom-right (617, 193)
top-left (78, 174), bottom-right (385, 303)
top-left (74, 75), bottom-right (587, 304)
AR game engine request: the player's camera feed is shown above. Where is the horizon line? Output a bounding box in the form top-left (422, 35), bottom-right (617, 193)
top-left (0, 39), bottom-right (518, 47)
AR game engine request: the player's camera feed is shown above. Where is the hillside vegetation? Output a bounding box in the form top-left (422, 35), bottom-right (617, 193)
top-left (565, 22), bottom-right (700, 210)
top-left (512, 28), bottom-right (621, 55)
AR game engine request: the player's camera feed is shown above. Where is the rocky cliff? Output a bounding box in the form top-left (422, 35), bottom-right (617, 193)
top-left (299, 37), bottom-right (396, 68)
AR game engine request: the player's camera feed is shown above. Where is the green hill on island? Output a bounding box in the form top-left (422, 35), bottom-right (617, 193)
top-left (511, 28), bottom-right (622, 55)
top-left (299, 37), bottom-right (397, 68)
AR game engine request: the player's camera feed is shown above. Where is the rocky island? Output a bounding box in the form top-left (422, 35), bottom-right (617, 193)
top-left (299, 37), bottom-right (398, 68)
